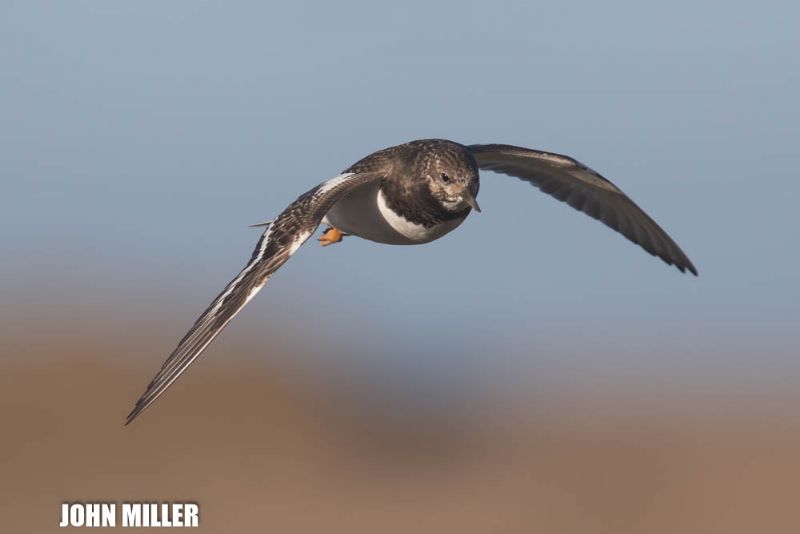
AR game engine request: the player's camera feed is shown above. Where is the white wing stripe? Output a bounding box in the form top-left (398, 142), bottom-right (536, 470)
top-left (316, 172), bottom-right (356, 195)
top-left (208, 225), bottom-right (273, 316)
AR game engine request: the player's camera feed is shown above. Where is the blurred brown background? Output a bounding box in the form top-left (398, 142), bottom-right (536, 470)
top-left (3, 1), bottom-right (800, 532)
top-left (3, 306), bottom-right (799, 534)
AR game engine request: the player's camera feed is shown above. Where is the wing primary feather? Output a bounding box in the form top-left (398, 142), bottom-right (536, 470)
top-left (125, 170), bottom-right (385, 425)
top-left (125, 230), bottom-right (275, 425)
top-left (468, 144), bottom-right (697, 275)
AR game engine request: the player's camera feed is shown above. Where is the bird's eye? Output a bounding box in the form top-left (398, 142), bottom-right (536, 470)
top-left (440, 173), bottom-right (450, 183)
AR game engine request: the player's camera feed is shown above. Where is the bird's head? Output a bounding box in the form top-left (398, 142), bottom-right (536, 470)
top-left (425, 156), bottom-right (481, 214)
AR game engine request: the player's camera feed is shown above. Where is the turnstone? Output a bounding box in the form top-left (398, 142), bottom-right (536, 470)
top-left (126, 139), bottom-right (696, 424)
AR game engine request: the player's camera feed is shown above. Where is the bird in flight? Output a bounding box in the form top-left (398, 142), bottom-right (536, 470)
top-left (125, 139), bottom-right (696, 424)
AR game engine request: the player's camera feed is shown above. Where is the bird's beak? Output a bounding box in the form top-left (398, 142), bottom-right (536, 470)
top-left (463, 190), bottom-right (481, 213)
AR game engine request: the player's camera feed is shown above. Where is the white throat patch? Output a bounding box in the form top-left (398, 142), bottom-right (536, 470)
top-left (376, 189), bottom-right (437, 242)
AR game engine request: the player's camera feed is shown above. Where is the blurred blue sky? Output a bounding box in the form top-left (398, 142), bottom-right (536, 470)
top-left (2, 1), bottom-right (798, 401)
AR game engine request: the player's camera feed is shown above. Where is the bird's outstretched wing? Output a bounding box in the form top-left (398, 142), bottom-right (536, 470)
top-left (468, 144), bottom-right (697, 275)
top-left (126, 170), bottom-right (385, 424)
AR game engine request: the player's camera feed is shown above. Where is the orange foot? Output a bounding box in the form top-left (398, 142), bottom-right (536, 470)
top-left (318, 226), bottom-right (346, 246)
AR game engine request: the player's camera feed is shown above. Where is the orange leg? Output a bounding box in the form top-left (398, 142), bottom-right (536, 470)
top-left (318, 226), bottom-right (346, 246)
